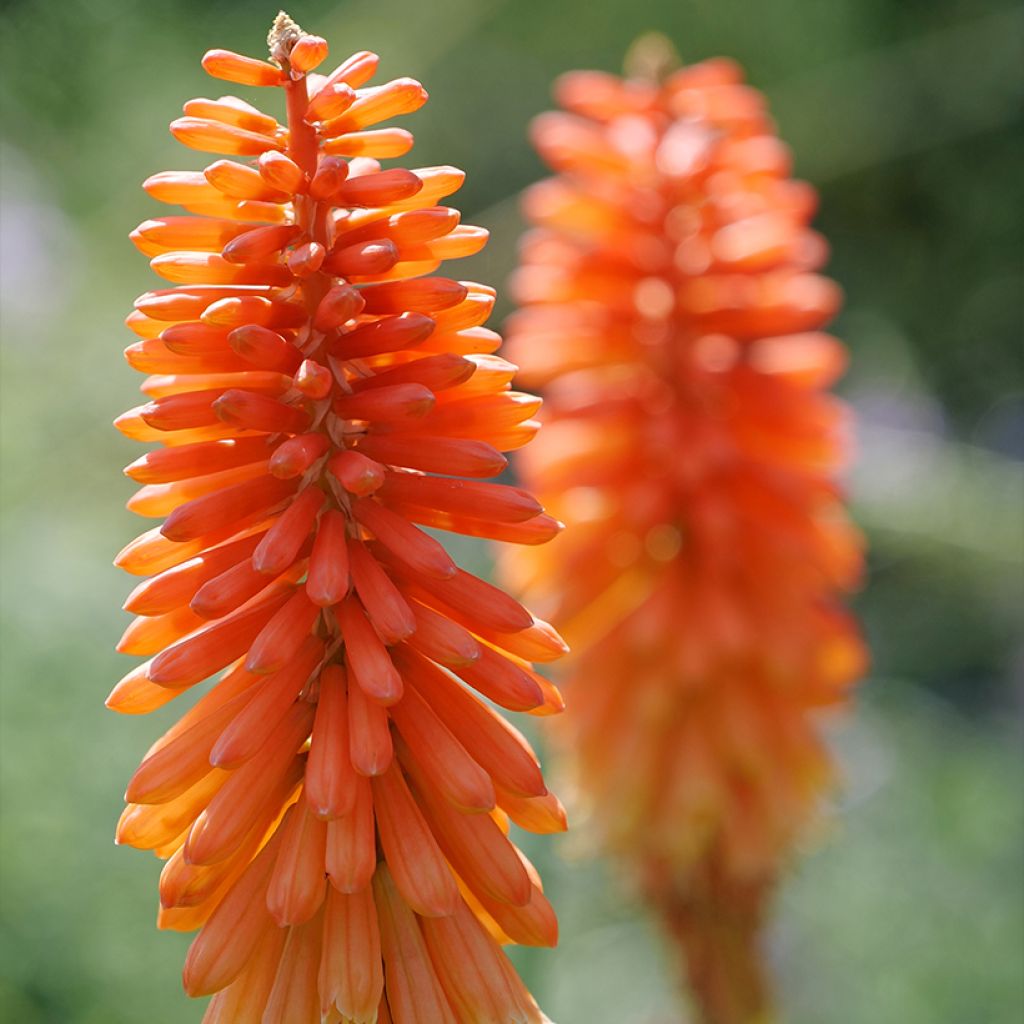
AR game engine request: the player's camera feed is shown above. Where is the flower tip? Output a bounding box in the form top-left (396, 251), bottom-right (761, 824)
top-left (289, 34), bottom-right (329, 73)
top-left (294, 358), bottom-right (333, 399)
top-left (532, 686), bottom-right (565, 717)
top-left (121, 458), bottom-right (141, 479)
top-left (112, 410), bottom-right (138, 435)
top-left (535, 618), bottom-right (570, 657)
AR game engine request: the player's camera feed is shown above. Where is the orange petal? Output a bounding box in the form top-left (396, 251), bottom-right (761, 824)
top-left (306, 509), bottom-right (350, 607)
top-left (352, 498), bottom-right (455, 580)
top-left (117, 605), bottom-right (206, 656)
top-left (338, 595), bottom-right (403, 705)
top-left (244, 588), bottom-right (321, 675)
top-left (190, 553), bottom-right (292, 620)
top-left (201, 48), bottom-right (285, 87)
top-left (306, 664), bottom-right (359, 818)
top-left (326, 775), bottom-right (376, 893)
top-left (185, 705), bottom-right (310, 865)
top-left (372, 864), bottom-right (458, 1023)
top-left (388, 682), bottom-right (494, 813)
top-left (335, 168), bottom-right (423, 207)
top-left (124, 438), bottom-right (274, 486)
top-left (266, 798), bottom-right (328, 926)
top-left (200, 924), bottom-right (287, 1024)
top-left (205, 158), bottom-right (289, 201)
top-left (170, 116), bottom-right (283, 157)
top-left (126, 688), bottom-right (251, 803)
top-left (106, 660), bottom-right (179, 714)
top-left (161, 475), bottom-right (297, 543)
top-left (323, 127), bottom-right (415, 159)
top-left (404, 599), bottom-right (480, 668)
top-left (347, 676), bottom-right (393, 776)
top-left (270, 432), bottom-right (331, 479)
top-left (494, 784), bottom-right (568, 835)
top-left (356, 435), bottom-right (507, 479)
top-left (360, 277), bottom-right (467, 316)
top-left (327, 450), bottom-right (386, 496)
top-left (116, 769), bottom-right (227, 851)
top-left (146, 585), bottom-right (292, 687)
top-left (421, 897), bottom-right (543, 1023)
top-left (319, 885), bottom-right (383, 1020)
top-left (261, 906), bottom-right (325, 1023)
top-left (348, 540), bottom-right (415, 644)
top-left (370, 762), bottom-right (459, 918)
top-left (211, 636), bottom-right (322, 767)
top-left (252, 486), bottom-right (325, 576)
top-left (396, 647), bottom-right (544, 797)
top-left (329, 311), bottom-right (434, 359)
top-left (401, 743), bottom-right (530, 909)
top-left (258, 150), bottom-right (307, 194)
top-left (183, 825), bottom-right (282, 994)
top-left (322, 78), bottom-right (428, 136)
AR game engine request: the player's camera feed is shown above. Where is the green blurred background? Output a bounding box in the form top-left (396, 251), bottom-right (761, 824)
top-left (1, 0), bottom-right (1021, 1021)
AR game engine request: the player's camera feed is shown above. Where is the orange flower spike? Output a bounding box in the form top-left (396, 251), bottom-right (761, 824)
top-left (504, 41), bottom-right (866, 1024)
top-left (113, 13), bottom-right (562, 1021)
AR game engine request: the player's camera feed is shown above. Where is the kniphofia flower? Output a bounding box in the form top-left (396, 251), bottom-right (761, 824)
top-left (503, 47), bottom-right (866, 1024)
top-left (111, 15), bottom-right (565, 1022)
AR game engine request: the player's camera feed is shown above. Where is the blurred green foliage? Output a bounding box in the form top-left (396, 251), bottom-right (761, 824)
top-left (1, 0), bottom-right (1021, 1021)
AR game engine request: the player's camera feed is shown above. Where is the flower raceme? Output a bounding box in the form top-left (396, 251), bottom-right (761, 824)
top-left (503, 53), bottom-right (866, 1024)
top-left (111, 16), bottom-right (565, 1023)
